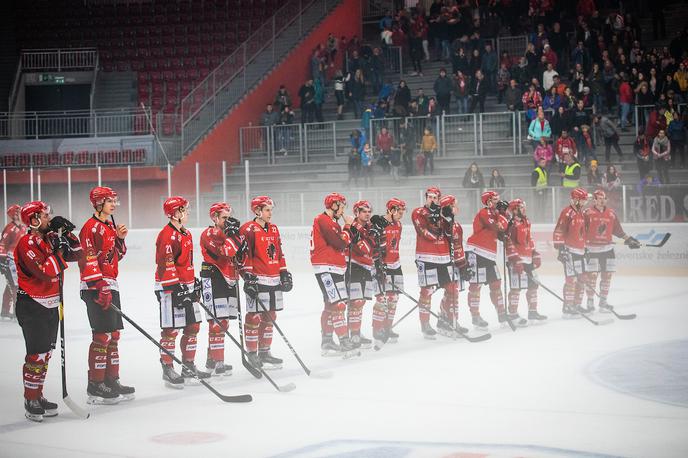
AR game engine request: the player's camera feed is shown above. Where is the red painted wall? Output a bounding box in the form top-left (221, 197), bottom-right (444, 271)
top-left (171, 0), bottom-right (362, 194)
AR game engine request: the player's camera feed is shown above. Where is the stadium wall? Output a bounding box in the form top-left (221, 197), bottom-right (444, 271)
top-left (170, 0), bottom-right (362, 195)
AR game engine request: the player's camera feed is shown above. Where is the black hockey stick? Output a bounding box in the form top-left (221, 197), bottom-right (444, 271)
top-left (644, 232), bottom-right (671, 247)
top-left (584, 286), bottom-right (637, 320)
top-left (58, 274), bottom-right (91, 419)
top-left (110, 304), bottom-right (252, 403)
top-left (394, 286), bottom-right (491, 342)
top-left (198, 300), bottom-right (295, 392)
top-left (254, 296), bottom-right (332, 379)
top-left (527, 274), bottom-right (613, 326)
top-left (236, 284), bottom-right (261, 379)
top-left (500, 239), bottom-right (517, 331)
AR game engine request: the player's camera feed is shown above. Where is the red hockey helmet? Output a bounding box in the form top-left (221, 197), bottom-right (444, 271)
top-left (250, 196), bottom-right (274, 213)
top-left (209, 202), bottom-right (231, 218)
top-left (21, 201), bottom-right (50, 227)
top-left (593, 189), bottom-right (607, 200)
top-left (163, 196), bottom-right (189, 218)
top-left (425, 186), bottom-right (441, 198)
top-left (386, 198), bottom-right (406, 211)
top-left (89, 186), bottom-right (118, 208)
top-left (324, 192), bottom-right (346, 209)
top-left (481, 190), bottom-right (500, 206)
top-left (439, 195), bottom-right (456, 208)
top-left (508, 198), bottom-right (525, 213)
top-left (6, 204), bottom-right (21, 218)
top-left (353, 200), bottom-right (371, 213)
top-left (570, 187), bottom-right (590, 201)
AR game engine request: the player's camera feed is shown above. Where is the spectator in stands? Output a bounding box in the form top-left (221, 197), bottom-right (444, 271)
top-left (561, 86), bottom-right (577, 111)
top-left (376, 127), bottom-right (394, 174)
top-left (588, 62), bottom-right (605, 114)
top-left (348, 69), bottom-right (366, 119)
top-left (594, 114), bottom-right (623, 162)
top-left (334, 71), bottom-right (349, 120)
top-left (668, 109), bottom-right (686, 168)
top-left (462, 162), bottom-right (485, 189)
top-left (481, 42), bottom-right (498, 95)
top-left (360, 143), bottom-right (374, 187)
top-left (673, 62), bottom-right (688, 100)
top-left (347, 147), bottom-right (361, 185)
top-left (551, 106), bottom-right (572, 138)
top-left (602, 164), bottom-right (622, 193)
top-left (634, 126), bottom-right (653, 179)
top-left (561, 152), bottom-right (582, 188)
top-left (454, 70), bottom-right (469, 114)
top-left (274, 85), bottom-right (292, 113)
top-left (368, 47), bottom-right (385, 94)
top-left (532, 157), bottom-right (550, 215)
top-left (398, 120), bottom-right (416, 177)
top-left (496, 62), bottom-right (510, 104)
top-left (298, 79), bottom-right (316, 124)
top-left (393, 80), bottom-right (411, 116)
top-left (260, 104), bottom-right (279, 127)
top-left (420, 127), bottom-right (437, 175)
top-left (522, 83), bottom-right (543, 121)
top-left (489, 168), bottom-right (506, 194)
top-left (469, 70), bottom-right (487, 113)
top-left (587, 159), bottom-right (603, 187)
top-left (275, 105), bottom-right (296, 156)
top-left (409, 13), bottom-right (425, 77)
top-left (543, 86), bottom-right (561, 112)
top-left (469, 48), bottom-right (482, 76)
top-left (542, 62), bottom-right (559, 92)
top-left (636, 83), bottom-right (655, 126)
top-left (434, 68), bottom-right (453, 115)
top-left (451, 47), bottom-right (469, 76)
top-left (571, 99), bottom-right (591, 133)
top-left (618, 74), bottom-right (634, 131)
top-left (528, 108), bottom-right (551, 150)
top-left (533, 136), bottom-right (554, 169)
top-left (636, 173), bottom-right (660, 194)
top-left (645, 105), bottom-right (667, 141)
top-left (313, 77), bottom-right (325, 123)
top-left (652, 129), bottom-right (671, 184)
top-left (575, 124), bottom-right (597, 165)
top-left (512, 56), bottom-right (530, 89)
top-left (416, 88), bottom-right (429, 116)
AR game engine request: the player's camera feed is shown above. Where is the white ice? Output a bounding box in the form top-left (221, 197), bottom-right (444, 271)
top-left (1, 230), bottom-right (687, 458)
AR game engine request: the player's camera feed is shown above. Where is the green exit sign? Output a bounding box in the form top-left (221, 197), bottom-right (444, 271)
top-left (38, 74), bottom-right (65, 84)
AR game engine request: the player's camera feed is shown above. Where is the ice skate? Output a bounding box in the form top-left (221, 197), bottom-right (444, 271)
top-left (181, 362), bottom-right (211, 385)
top-left (339, 337), bottom-right (361, 359)
top-left (507, 313), bottom-right (528, 327)
top-left (259, 350), bottom-right (283, 370)
top-left (38, 397), bottom-right (58, 417)
top-left (24, 399), bottom-right (44, 422)
top-left (206, 359), bottom-right (233, 377)
top-left (321, 337), bottom-right (341, 357)
top-left (528, 310), bottom-right (548, 321)
top-left (162, 363), bottom-right (184, 389)
top-left (472, 315), bottom-right (489, 331)
top-left (87, 380), bottom-right (122, 404)
top-left (421, 323), bottom-right (437, 340)
top-left (105, 378), bottom-right (136, 401)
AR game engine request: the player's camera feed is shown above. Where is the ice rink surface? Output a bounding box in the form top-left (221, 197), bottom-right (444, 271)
top-left (1, 268), bottom-right (687, 457)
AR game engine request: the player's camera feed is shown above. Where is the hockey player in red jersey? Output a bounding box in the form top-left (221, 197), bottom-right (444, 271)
top-left (371, 198), bottom-right (405, 350)
top-left (239, 196), bottom-right (291, 370)
top-left (0, 204), bottom-right (25, 319)
top-left (311, 192), bottom-right (359, 357)
top-left (411, 186), bottom-right (450, 339)
top-left (14, 201), bottom-right (80, 421)
top-left (346, 200), bottom-right (376, 349)
top-left (155, 196), bottom-right (210, 388)
top-left (78, 186), bottom-right (134, 404)
top-left (436, 195), bottom-right (473, 336)
top-left (583, 190), bottom-right (640, 312)
top-left (553, 187), bottom-right (590, 318)
top-left (505, 199), bottom-right (547, 324)
top-left (465, 191), bottom-right (510, 330)
top-left (200, 202), bottom-right (246, 375)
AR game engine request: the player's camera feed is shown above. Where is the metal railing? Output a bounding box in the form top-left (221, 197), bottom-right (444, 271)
top-left (20, 48), bottom-right (99, 71)
top-left (362, 0), bottom-right (394, 24)
top-left (344, 46), bottom-right (403, 82)
top-left (181, 0), bottom-right (340, 155)
top-left (496, 35), bottom-right (528, 63)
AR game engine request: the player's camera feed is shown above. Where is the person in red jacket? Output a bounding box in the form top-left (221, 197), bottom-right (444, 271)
top-left (371, 198), bottom-right (405, 350)
top-left (199, 202), bottom-right (246, 376)
top-left (465, 191), bottom-right (509, 330)
top-left (553, 187), bottom-right (590, 318)
top-left (411, 186), bottom-right (451, 338)
top-left (436, 195), bottom-right (473, 336)
top-left (506, 199), bottom-right (547, 324)
top-left (583, 190), bottom-right (640, 312)
top-left (155, 196), bottom-right (209, 388)
top-left (311, 192), bottom-right (359, 357)
top-left (14, 201), bottom-right (80, 421)
top-left (0, 204), bottom-right (25, 319)
top-left (78, 186), bottom-right (134, 404)
top-left (346, 200), bottom-right (376, 349)
top-left (239, 196), bottom-right (291, 370)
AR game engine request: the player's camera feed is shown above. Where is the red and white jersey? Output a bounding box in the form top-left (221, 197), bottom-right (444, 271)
top-left (0, 222), bottom-right (26, 258)
top-left (13, 233), bottom-right (67, 308)
top-left (155, 223), bottom-right (195, 290)
top-left (78, 216), bottom-right (126, 291)
top-left (506, 216), bottom-right (534, 264)
top-left (380, 221), bottom-right (402, 269)
top-left (348, 220), bottom-right (375, 270)
top-left (412, 206), bottom-right (450, 263)
top-left (443, 220), bottom-right (467, 267)
top-left (240, 220), bottom-right (286, 286)
top-left (200, 226), bottom-right (241, 282)
top-left (584, 206), bottom-right (626, 253)
top-left (553, 206), bottom-right (586, 255)
top-left (310, 212), bottom-right (351, 274)
top-left (466, 208), bottom-right (508, 261)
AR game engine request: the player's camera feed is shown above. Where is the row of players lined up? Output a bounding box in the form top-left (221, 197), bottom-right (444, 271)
top-left (1, 184), bottom-right (641, 422)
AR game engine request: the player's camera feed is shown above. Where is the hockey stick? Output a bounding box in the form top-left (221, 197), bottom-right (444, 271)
top-left (198, 300), bottom-right (295, 392)
top-left (110, 304), bottom-right (252, 403)
top-left (58, 274), bottom-right (91, 419)
top-left (527, 273), bottom-right (613, 326)
top-left (254, 296), bottom-right (332, 379)
top-left (584, 286), bottom-right (637, 320)
top-left (235, 283), bottom-right (262, 379)
top-left (394, 286), bottom-right (491, 342)
top-left (500, 239), bottom-right (517, 332)
top-left (616, 232), bottom-right (671, 248)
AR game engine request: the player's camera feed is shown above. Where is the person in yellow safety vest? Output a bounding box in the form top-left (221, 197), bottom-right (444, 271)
top-left (531, 157), bottom-right (549, 220)
top-left (561, 152), bottom-right (581, 188)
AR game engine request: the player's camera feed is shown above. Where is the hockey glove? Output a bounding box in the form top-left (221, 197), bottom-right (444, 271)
top-left (370, 214), bottom-right (389, 229)
top-left (193, 277), bottom-right (203, 302)
top-left (233, 237), bottom-right (249, 263)
top-left (427, 203), bottom-right (441, 225)
top-left (348, 224), bottom-right (361, 244)
top-left (495, 200), bottom-right (509, 215)
top-left (557, 246), bottom-right (569, 264)
top-left (243, 273), bottom-right (259, 299)
top-left (441, 205), bottom-right (454, 223)
top-left (47, 232), bottom-right (69, 253)
top-left (459, 265), bottom-right (474, 282)
top-left (368, 225), bottom-right (383, 240)
top-left (92, 279), bottom-right (112, 310)
top-left (49, 216), bottom-right (76, 234)
top-left (280, 270), bottom-right (293, 292)
top-left (171, 283), bottom-right (194, 309)
top-left (374, 259), bottom-right (387, 283)
top-left (223, 217), bottom-right (241, 237)
top-left (625, 236), bottom-right (641, 249)
top-left (532, 250), bottom-right (542, 269)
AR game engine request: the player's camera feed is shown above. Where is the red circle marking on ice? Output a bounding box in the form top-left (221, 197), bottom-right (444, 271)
top-left (150, 432), bottom-right (225, 445)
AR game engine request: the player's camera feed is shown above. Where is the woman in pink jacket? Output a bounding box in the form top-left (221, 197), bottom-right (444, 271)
top-left (533, 136), bottom-right (554, 170)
